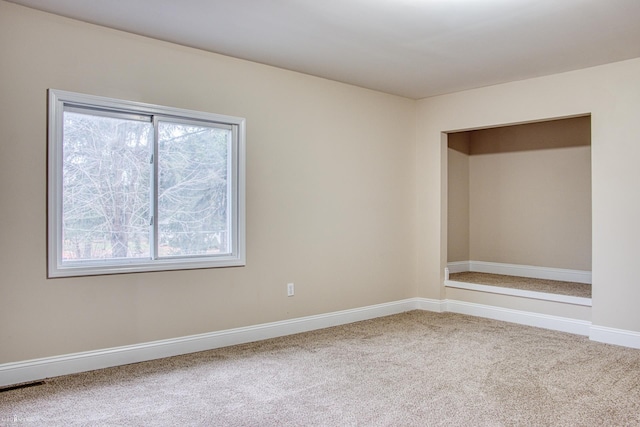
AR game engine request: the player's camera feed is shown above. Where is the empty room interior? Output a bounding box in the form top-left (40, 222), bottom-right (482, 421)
top-left (2, 0), bottom-right (640, 424)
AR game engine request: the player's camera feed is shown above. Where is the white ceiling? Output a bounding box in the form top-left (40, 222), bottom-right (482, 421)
top-left (8, 0), bottom-right (640, 99)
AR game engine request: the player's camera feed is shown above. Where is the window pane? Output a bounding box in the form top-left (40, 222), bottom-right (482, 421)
top-left (49, 89), bottom-right (245, 277)
top-left (62, 111), bottom-right (152, 261)
top-left (157, 121), bottom-right (231, 257)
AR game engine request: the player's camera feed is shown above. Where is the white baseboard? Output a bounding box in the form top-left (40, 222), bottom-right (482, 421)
top-left (443, 299), bottom-right (592, 336)
top-left (3, 296), bottom-right (638, 388)
top-left (413, 297), bottom-right (447, 313)
top-left (445, 280), bottom-right (592, 307)
top-left (590, 325), bottom-right (640, 349)
top-left (0, 299), bottom-right (419, 387)
top-left (446, 261), bottom-right (471, 274)
top-left (447, 260), bottom-right (592, 284)
top-left (422, 297), bottom-right (640, 350)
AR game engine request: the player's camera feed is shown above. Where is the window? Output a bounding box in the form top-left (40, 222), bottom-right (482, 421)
top-left (47, 89), bottom-right (245, 277)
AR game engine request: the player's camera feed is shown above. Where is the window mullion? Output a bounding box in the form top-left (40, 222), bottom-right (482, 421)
top-left (229, 125), bottom-right (237, 255)
top-left (151, 116), bottom-right (160, 260)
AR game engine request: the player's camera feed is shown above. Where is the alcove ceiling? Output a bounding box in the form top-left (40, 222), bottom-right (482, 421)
top-left (7, 0), bottom-right (640, 99)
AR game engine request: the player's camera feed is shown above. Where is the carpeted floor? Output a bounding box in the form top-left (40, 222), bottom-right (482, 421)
top-left (448, 272), bottom-right (592, 299)
top-left (1, 311), bottom-right (638, 426)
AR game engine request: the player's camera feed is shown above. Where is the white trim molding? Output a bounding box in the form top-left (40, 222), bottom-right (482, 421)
top-left (0, 299), bottom-right (420, 387)
top-left (445, 280), bottom-right (592, 307)
top-left (590, 325), bottom-right (640, 349)
top-left (413, 298), bottom-right (447, 313)
top-left (442, 299), bottom-right (592, 336)
top-left (446, 261), bottom-right (472, 274)
top-left (3, 297), bottom-right (639, 388)
top-left (447, 261), bottom-right (592, 284)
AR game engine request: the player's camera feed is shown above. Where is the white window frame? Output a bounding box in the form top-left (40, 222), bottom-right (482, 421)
top-left (47, 89), bottom-right (246, 278)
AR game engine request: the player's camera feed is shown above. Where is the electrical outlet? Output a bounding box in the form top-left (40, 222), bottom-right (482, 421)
top-left (287, 283), bottom-right (295, 297)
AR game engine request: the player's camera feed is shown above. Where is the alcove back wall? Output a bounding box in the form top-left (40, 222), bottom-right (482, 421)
top-left (448, 116), bottom-right (592, 271)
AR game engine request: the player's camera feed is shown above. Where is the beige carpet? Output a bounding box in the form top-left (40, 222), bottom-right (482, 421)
top-left (449, 272), bottom-right (592, 299)
top-left (2, 311), bottom-right (639, 426)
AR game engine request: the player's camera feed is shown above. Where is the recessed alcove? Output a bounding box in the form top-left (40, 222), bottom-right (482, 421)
top-left (445, 116), bottom-right (592, 307)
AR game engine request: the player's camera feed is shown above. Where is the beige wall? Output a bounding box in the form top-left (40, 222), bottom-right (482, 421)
top-left (469, 146), bottom-right (592, 270)
top-left (417, 57), bottom-right (640, 332)
top-left (447, 148), bottom-right (470, 262)
top-left (0, 2), bottom-right (417, 363)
